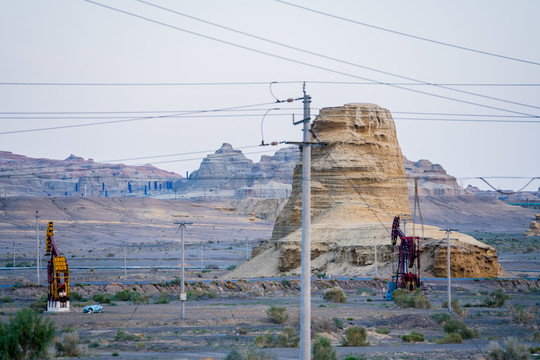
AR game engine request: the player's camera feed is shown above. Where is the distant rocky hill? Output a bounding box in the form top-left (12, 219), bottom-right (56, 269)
top-left (403, 156), bottom-right (463, 196)
top-left (181, 144), bottom-right (298, 199)
top-left (0, 151), bottom-right (181, 197)
top-left (0, 144), bottom-right (536, 210)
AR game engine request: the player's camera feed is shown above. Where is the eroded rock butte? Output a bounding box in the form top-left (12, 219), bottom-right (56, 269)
top-left (229, 103), bottom-right (502, 278)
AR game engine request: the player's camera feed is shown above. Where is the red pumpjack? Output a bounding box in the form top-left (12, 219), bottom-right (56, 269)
top-left (386, 216), bottom-right (421, 300)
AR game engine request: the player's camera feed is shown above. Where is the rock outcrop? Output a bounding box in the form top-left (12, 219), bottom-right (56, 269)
top-left (403, 156), bottom-right (464, 196)
top-left (228, 103), bottom-right (502, 279)
top-left (525, 214), bottom-right (540, 236)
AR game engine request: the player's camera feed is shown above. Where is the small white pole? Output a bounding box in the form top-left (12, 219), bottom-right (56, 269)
top-left (124, 243), bottom-right (127, 280)
top-left (174, 221), bottom-right (192, 320)
top-left (374, 236), bottom-right (378, 278)
top-left (36, 210), bottom-right (40, 285)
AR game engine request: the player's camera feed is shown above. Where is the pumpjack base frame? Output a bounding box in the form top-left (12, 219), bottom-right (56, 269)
top-left (45, 300), bottom-right (70, 313)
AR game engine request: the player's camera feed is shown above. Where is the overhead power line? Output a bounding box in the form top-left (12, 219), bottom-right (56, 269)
top-left (1, 81), bottom-right (539, 87)
top-left (275, 0), bottom-right (540, 66)
top-left (134, 0), bottom-right (540, 111)
top-left (0, 101), bottom-right (281, 135)
top-left (82, 0), bottom-right (539, 119)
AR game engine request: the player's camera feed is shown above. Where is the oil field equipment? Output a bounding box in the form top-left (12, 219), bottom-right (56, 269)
top-left (44, 221), bottom-right (70, 312)
top-left (386, 215), bottom-right (421, 300)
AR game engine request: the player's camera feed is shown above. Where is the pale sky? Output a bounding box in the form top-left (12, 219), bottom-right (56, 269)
top-left (0, 0), bottom-right (539, 191)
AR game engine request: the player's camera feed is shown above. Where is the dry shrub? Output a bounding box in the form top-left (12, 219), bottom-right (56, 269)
top-left (55, 333), bottom-right (81, 357)
top-left (483, 289), bottom-right (510, 308)
top-left (225, 346), bottom-right (276, 360)
top-left (266, 305), bottom-right (289, 324)
top-left (487, 337), bottom-right (529, 360)
top-left (322, 287), bottom-right (347, 303)
top-left (509, 304), bottom-right (538, 328)
top-left (342, 326), bottom-right (369, 346)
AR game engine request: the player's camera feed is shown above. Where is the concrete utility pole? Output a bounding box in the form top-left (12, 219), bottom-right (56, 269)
top-left (440, 229), bottom-right (457, 311)
top-left (36, 210), bottom-right (40, 285)
top-left (300, 84), bottom-right (311, 360)
top-left (174, 221), bottom-right (192, 319)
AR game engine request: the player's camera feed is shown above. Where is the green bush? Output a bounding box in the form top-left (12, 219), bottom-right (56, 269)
top-left (131, 292), bottom-right (149, 305)
top-left (266, 305), bottom-right (289, 324)
top-left (186, 288), bottom-right (218, 301)
top-left (435, 332), bottom-right (462, 344)
top-left (114, 289), bottom-right (134, 301)
top-left (392, 289), bottom-right (430, 309)
top-left (55, 333), bottom-right (81, 357)
top-left (322, 287), bottom-right (347, 303)
top-left (92, 293), bottom-right (111, 304)
top-left (0, 308), bottom-right (56, 360)
top-left (70, 291), bottom-right (84, 301)
top-left (402, 331), bottom-right (424, 342)
top-left (442, 299), bottom-right (467, 317)
top-left (487, 337), bottom-right (529, 360)
top-left (375, 328), bottom-right (390, 335)
top-left (443, 319), bottom-right (478, 339)
top-left (342, 326), bottom-right (369, 346)
top-left (312, 335), bottom-right (337, 360)
top-left (431, 312), bottom-right (451, 324)
top-left (483, 289), bottom-right (510, 308)
top-left (254, 328), bottom-right (298, 348)
top-left (0, 296), bottom-right (12, 303)
top-left (155, 291), bottom-right (170, 304)
top-left (29, 295), bottom-right (47, 313)
top-left (114, 330), bottom-right (143, 342)
top-left (277, 327), bottom-right (299, 348)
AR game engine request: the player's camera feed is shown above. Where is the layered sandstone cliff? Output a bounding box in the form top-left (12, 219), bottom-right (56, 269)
top-left (228, 103), bottom-right (501, 278)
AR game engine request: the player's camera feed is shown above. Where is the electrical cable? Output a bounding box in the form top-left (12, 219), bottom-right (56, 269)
top-left (478, 177), bottom-right (538, 195)
top-left (134, 0), bottom-right (540, 111)
top-left (2, 80), bottom-right (539, 87)
top-left (3, 115), bottom-right (538, 123)
top-left (0, 100), bottom-right (281, 135)
top-left (81, 0), bottom-right (539, 119)
top-left (275, 0), bottom-right (540, 66)
top-left (0, 113), bottom-right (294, 120)
top-left (0, 108), bottom-right (305, 115)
